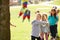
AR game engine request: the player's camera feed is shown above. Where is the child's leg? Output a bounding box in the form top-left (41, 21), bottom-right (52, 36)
top-left (55, 24), bottom-right (59, 38)
top-left (40, 32), bottom-right (44, 40)
top-left (45, 33), bottom-right (48, 40)
top-left (37, 37), bottom-right (41, 40)
top-left (53, 25), bottom-right (57, 38)
top-left (31, 36), bottom-right (35, 40)
top-left (27, 15), bottom-right (30, 22)
top-left (23, 15), bottom-right (26, 22)
top-left (50, 25), bottom-right (57, 40)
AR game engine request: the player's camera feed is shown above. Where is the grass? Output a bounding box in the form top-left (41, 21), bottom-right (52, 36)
top-left (51, 0), bottom-right (60, 5)
top-left (10, 5), bottom-right (60, 40)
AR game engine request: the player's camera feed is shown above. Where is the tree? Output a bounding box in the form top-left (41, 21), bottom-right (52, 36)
top-left (0, 0), bottom-right (10, 40)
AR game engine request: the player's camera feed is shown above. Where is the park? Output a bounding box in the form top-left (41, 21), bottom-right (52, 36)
top-left (0, 0), bottom-right (60, 40)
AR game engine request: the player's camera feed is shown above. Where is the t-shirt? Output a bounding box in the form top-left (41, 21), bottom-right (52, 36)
top-left (48, 15), bottom-right (58, 25)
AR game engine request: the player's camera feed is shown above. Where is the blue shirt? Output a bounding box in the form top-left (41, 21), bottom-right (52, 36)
top-left (48, 15), bottom-right (58, 25)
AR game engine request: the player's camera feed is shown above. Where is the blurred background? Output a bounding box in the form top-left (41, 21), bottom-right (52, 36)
top-left (10, 0), bottom-right (60, 40)
top-left (10, 0), bottom-right (52, 5)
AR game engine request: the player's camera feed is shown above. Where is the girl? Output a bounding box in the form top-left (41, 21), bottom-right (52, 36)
top-left (40, 14), bottom-right (49, 40)
top-left (48, 9), bottom-right (58, 40)
top-left (51, 6), bottom-right (60, 38)
top-left (31, 14), bottom-right (42, 40)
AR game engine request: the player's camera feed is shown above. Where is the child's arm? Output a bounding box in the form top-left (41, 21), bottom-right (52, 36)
top-left (10, 23), bottom-right (16, 27)
top-left (46, 22), bottom-right (50, 33)
top-left (46, 23), bottom-right (49, 27)
top-left (32, 20), bottom-right (39, 25)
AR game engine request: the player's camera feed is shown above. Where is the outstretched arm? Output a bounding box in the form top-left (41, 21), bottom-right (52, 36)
top-left (32, 20), bottom-right (39, 25)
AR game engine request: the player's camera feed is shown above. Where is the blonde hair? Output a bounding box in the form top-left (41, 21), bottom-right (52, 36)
top-left (42, 14), bottom-right (47, 21)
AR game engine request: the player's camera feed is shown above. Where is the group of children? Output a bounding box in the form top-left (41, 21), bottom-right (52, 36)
top-left (31, 7), bottom-right (60, 40)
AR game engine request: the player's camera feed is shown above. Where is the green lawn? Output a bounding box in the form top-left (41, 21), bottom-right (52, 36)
top-left (10, 5), bottom-right (60, 40)
top-left (51, 0), bottom-right (60, 5)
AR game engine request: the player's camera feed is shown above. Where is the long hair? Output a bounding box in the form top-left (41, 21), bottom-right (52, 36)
top-left (42, 14), bottom-right (47, 21)
top-left (51, 9), bottom-right (57, 19)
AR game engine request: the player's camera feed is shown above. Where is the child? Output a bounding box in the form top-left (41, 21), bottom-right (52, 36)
top-left (40, 14), bottom-right (49, 40)
top-left (31, 14), bottom-right (42, 40)
top-left (48, 9), bottom-right (58, 40)
top-left (53, 6), bottom-right (60, 38)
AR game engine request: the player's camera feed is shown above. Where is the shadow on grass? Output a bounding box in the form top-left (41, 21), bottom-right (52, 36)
top-left (57, 37), bottom-right (60, 40)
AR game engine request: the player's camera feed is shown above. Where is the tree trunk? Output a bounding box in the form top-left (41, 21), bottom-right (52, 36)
top-left (0, 0), bottom-right (10, 40)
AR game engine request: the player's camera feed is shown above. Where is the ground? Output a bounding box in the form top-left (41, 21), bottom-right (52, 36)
top-left (10, 2), bottom-right (60, 40)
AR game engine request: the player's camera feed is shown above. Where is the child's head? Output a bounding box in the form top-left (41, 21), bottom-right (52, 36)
top-left (36, 14), bottom-right (41, 20)
top-left (42, 14), bottom-right (47, 21)
top-left (50, 9), bottom-right (56, 15)
top-left (50, 9), bottom-right (57, 18)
